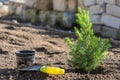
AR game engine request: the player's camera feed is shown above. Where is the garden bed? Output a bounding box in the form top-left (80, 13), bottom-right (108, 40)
top-left (0, 22), bottom-right (119, 80)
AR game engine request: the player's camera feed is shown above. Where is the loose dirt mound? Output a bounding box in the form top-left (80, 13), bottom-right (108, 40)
top-left (0, 23), bottom-right (120, 80)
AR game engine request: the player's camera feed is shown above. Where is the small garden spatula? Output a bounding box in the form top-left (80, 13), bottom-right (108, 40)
top-left (20, 65), bottom-right (65, 75)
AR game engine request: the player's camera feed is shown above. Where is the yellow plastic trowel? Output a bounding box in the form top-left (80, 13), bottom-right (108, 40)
top-left (20, 65), bottom-right (65, 75)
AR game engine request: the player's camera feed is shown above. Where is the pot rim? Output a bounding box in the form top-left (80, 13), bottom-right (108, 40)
top-left (15, 50), bottom-right (36, 56)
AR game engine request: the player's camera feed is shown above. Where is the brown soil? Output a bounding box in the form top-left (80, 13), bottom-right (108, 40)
top-left (0, 23), bottom-right (120, 80)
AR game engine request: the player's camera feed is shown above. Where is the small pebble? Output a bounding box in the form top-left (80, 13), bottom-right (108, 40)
top-left (12, 20), bottom-right (18, 24)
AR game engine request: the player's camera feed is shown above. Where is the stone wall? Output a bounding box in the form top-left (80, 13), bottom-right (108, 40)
top-left (85, 0), bottom-right (120, 39)
top-left (0, 0), bottom-right (9, 16)
top-left (8, 0), bottom-right (120, 39)
top-left (9, 0), bottom-right (85, 29)
top-left (84, 0), bottom-right (120, 39)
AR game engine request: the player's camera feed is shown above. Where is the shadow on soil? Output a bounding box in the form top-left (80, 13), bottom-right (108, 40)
top-left (0, 15), bottom-right (76, 39)
top-left (34, 47), bottom-right (64, 56)
top-left (0, 68), bottom-right (48, 80)
top-left (66, 66), bottom-right (108, 75)
top-left (0, 68), bottom-right (16, 80)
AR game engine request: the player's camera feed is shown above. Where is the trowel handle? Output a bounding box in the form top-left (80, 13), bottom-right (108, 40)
top-left (40, 66), bottom-right (65, 75)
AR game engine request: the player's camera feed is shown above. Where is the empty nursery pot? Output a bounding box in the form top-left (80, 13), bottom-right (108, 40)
top-left (15, 50), bottom-right (36, 67)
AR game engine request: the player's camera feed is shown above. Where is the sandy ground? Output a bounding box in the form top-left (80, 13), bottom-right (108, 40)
top-left (0, 23), bottom-right (119, 80)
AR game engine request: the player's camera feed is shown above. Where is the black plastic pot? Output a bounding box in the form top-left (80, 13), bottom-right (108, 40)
top-left (15, 50), bottom-right (36, 67)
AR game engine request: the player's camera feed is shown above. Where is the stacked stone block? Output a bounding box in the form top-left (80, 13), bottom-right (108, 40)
top-left (0, 0), bottom-right (9, 16)
top-left (8, 0), bottom-right (120, 39)
top-left (84, 0), bottom-right (120, 39)
top-left (9, 0), bottom-right (84, 29)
